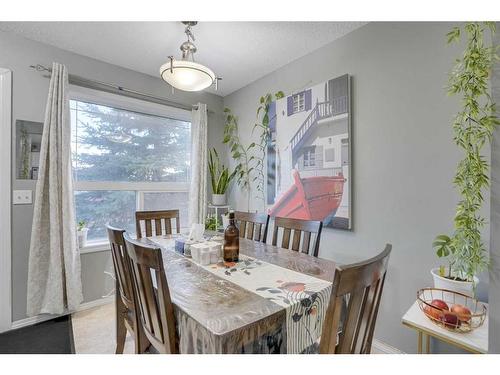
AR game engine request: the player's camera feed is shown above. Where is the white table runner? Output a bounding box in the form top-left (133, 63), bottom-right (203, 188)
top-left (150, 237), bottom-right (332, 354)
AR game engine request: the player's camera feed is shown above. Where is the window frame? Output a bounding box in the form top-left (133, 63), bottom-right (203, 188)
top-left (70, 86), bottom-right (192, 253)
top-left (303, 146), bottom-right (316, 168)
top-left (292, 92), bottom-right (306, 114)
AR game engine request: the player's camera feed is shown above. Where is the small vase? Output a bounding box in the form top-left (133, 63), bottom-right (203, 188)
top-left (431, 268), bottom-right (478, 297)
top-left (212, 193), bottom-right (226, 206)
top-left (77, 228), bottom-right (89, 248)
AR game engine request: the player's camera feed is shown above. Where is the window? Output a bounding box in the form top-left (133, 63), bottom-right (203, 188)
top-left (325, 148), bottom-right (335, 162)
top-left (293, 92), bottom-right (305, 113)
top-left (286, 90), bottom-right (311, 116)
top-left (303, 146), bottom-right (316, 167)
top-left (71, 97), bottom-right (191, 244)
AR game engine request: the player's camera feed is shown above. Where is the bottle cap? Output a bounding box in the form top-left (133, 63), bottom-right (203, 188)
top-left (228, 211), bottom-right (235, 219)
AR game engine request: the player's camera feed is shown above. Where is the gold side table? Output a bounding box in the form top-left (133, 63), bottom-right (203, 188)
top-left (402, 301), bottom-right (488, 354)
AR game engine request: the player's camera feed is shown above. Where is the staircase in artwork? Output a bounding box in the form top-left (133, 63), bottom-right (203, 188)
top-left (290, 96), bottom-right (348, 153)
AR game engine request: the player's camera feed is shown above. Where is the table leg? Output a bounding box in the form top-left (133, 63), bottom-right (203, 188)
top-left (425, 334), bottom-right (430, 354)
top-left (417, 331), bottom-right (423, 354)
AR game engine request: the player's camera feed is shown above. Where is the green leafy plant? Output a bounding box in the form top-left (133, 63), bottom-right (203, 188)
top-left (433, 22), bottom-right (499, 282)
top-left (223, 91), bottom-right (284, 211)
top-left (223, 108), bottom-right (254, 210)
top-left (253, 91), bottom-right (285, 207)
top-left (204, 215), bottom-right (217, 231)
top-left (77, 220), bottom-right (87, 231)
top-left (208, 148), bottom-right (237, 195)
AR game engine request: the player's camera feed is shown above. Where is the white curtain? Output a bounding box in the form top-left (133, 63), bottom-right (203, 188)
top-left (188, 103), bottom-right (208, 226)
top-left (27, 62), bottom-right (83, 316)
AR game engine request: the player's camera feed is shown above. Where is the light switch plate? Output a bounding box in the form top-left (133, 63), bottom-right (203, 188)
top-left (13, 190), bottom-right (32, 205)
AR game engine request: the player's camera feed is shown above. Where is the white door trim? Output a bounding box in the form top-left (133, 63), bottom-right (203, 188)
top-left (0, 68), bottom-right (12, 333)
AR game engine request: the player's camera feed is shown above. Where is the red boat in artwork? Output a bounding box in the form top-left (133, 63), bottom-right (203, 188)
top-left (268, 169), bottom-right (346, 221)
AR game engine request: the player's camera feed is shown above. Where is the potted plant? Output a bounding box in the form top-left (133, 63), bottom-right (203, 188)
top-left (77, 220), bottom-right (89, 248)
top-left (204, 214), bottom-right (218, 231)
top-left (432, 235), bottom-right (480, 296)
top-left (208, 147), bottom-right (237, 206)
top-left (432, 23), bottom-right (498, 296)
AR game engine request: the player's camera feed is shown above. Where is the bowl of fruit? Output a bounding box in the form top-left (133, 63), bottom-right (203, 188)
top-left (417, 288), bottom-right (487, 333)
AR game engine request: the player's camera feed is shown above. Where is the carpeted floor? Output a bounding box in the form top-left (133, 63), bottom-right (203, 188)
top-left (0, 315), bottom-right (75, 354)
top-left (72, 303), bottom-right (134, 354)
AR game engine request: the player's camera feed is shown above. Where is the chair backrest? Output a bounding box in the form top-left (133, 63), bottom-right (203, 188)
top-left (234, 211), bottom-right (270, 242)
top-left (320, 244), bottom-right (392, 354)
top-left (124, 234), bottom-right (178, 354)
top-left (135, 210), bottom-right (180, 239)
top-left (271, 216), bottom-right (323, 257)
top-left (106, 225), bottom-right (135, 313)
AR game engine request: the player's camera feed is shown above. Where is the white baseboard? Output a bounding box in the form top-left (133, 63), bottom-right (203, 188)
top-left (10, 295), bottom-right (114, 331)
top-left (372, 338), bottom-right (405, 354)
top-left (77, 295), bottom-right (114, 311)
top-left (10, 314), bottom-right (54, 331)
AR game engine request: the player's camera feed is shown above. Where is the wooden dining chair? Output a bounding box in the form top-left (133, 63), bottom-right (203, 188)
top-left (271, 216), bottom-right (323, 257)
top-left (135, 209), bottom-right (180, 239)
top-left (124, 233), bottom-right (179, 354)
top-left (234, 211), bottom-right (270, 242)
top-left (106, 225), bottom-right (147, 354)
top-left (319, 244), bottom-right (392, 354)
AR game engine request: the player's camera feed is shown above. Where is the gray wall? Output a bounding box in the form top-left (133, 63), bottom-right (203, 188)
top-left (0, 30), bottom-right (225, 321)
top-left (490, 29), bottom-right (500, 354)
top-left (222, 22), bottom-right (492, 353)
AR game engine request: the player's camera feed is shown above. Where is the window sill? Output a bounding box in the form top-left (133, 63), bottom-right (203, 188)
top-left (79, 241), bottom-right (110, 254)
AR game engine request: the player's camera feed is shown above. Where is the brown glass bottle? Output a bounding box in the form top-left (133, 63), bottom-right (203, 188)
top-left (223, 212), bottom-right (239, 262)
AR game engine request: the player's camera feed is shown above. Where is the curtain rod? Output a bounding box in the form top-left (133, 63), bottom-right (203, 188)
top-left (29, 64), bottom-right (213, 114)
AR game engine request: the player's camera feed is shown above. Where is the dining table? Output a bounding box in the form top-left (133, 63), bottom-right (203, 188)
top-left (139, 233), bottom-right (339, 354)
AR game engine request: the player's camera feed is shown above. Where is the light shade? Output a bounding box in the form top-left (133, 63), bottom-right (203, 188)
top-left (160, 59), bottom-right (215, 92)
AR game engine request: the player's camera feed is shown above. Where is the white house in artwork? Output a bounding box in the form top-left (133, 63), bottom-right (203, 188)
top-left (267, 74), bottom-right (351, 229)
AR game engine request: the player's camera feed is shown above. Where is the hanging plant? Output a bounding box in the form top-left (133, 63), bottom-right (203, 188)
top-left (253, 91), bottom-right (284, 208)
top-left (223, 108), bottom-right (254, 211)
top-left (224, 91), bottom-right (284, 211)
top-left (433, 22), bottom-right (499, 283)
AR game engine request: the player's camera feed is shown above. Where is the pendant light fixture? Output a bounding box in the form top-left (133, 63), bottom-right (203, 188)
top-left (160, 21), bottom-right (220, 92)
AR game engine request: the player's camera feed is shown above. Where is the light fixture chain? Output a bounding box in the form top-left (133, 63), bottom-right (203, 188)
top-left (185, 24), bottom-right (196, 42)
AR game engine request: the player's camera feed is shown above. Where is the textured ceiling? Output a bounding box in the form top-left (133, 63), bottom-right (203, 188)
top-left (0, 22), bottom-right (366, 96)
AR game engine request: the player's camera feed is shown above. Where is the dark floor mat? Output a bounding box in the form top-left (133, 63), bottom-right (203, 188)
top-left (0, 315), bottom-right (75, 354)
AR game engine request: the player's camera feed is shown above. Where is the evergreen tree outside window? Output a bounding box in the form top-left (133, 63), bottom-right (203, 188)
top-left (70, 97), bottom-right (191, 243)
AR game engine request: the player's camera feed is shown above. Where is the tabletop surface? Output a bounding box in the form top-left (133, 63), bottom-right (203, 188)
top-left (139, 235), bottom-right (337, 353)
top-left (402, 301), bottom-right (488, 353)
